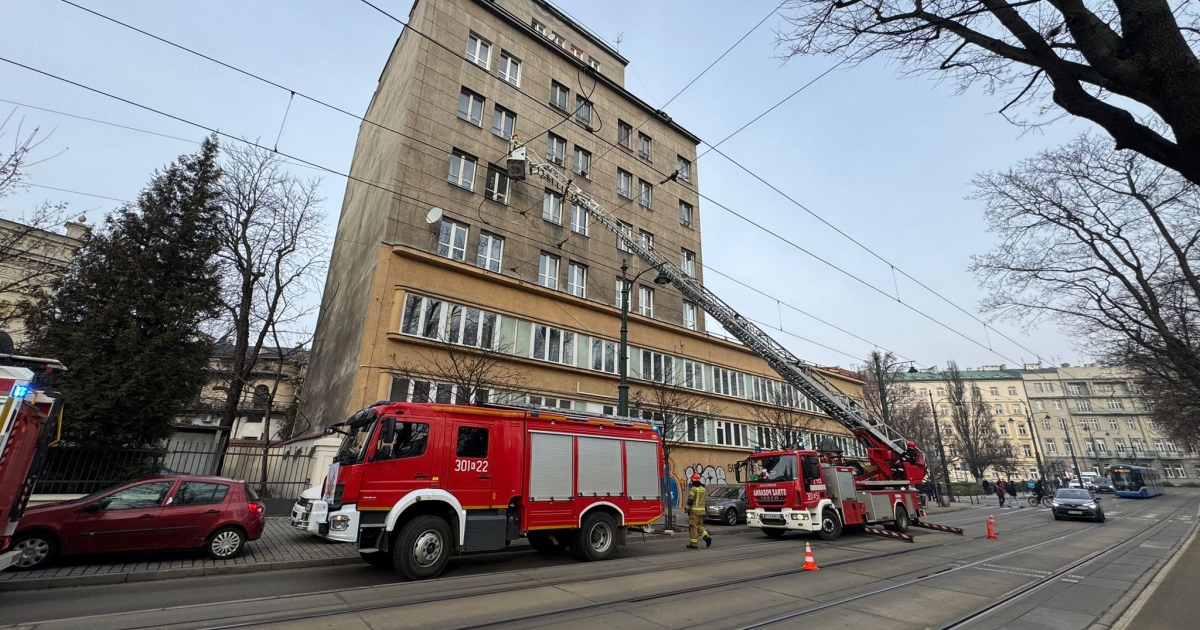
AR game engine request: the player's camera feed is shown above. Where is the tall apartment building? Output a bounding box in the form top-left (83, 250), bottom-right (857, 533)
top-left (301, 0), bottom-right (865, 497)
top-left (899, 367), bottom-right (1041, 482)
top-left (1022, 364), bottom-right (1200, 482)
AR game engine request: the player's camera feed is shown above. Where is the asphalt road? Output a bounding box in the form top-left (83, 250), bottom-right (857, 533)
top-left (3, 492), bottom-right (1195, 630)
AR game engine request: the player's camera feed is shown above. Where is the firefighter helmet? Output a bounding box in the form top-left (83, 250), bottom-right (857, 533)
top-left (907, 441), bottom-right (917, 448)
top-left (691, 473), bottom-right (702, 481)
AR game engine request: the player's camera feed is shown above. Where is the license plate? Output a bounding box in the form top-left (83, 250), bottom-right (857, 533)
top-left (1068, 510), bottom-right (1083, 515)
top-left (760, 515), bottom-right (785, 523)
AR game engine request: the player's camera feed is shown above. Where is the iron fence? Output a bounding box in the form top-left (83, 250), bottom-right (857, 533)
top-left (34, 444), bottom-right (315, 498)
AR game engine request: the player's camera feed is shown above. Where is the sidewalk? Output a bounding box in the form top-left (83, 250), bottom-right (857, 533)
top-left (0, 518), bottom-right (361, 591)
top-left (1116, 522), bottom-right (1200, 630)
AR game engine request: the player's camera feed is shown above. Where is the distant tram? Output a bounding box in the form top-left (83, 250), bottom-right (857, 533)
top-left (1110, 465), bottom-right (1163, 498)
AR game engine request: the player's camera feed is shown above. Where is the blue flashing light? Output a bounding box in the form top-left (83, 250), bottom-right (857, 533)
top-left (11, 384), bottom-right (30, 398)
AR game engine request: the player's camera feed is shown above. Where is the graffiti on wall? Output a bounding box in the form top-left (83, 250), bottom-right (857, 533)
top-left (685, 462), bottom-right (727, 486)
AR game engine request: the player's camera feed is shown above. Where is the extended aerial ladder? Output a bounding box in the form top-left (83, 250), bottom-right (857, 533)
top-left (515, 147), bottom-right (925, 486)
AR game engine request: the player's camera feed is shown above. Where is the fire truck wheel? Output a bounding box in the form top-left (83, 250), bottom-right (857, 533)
top-left (360, 551), bottom-right (393, 569)
top-left (889, 506), bottom-right (911, 533)
top-left (571, 512), bottom-right (618, 562)
top-left (393, 515), bottom-right (452, 580)
top-left (762, 528), bottom-right (786, 539)
top-left (816, 508), bottom-right (842, 541)
top-left (9, 531), bottom-right (58, 570)
top-left (527, 531), bottom-right (565, 555)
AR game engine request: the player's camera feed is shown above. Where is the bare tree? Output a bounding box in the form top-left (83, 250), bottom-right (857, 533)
top-left (858, 351), bottom-right (937, 455)
top-left (213, 144), bottom-right (328, 455)
top-left (388, 339), bottom-right (532, 406)
top-left (944, 361), bottom-right (1013, 480)
top-left (970, 134), bottom-right (1200, 444)
top-left (745, 387), bottom-right (824, 450)
top-left (777, 1), bottom-right (1200, 186)
top-left (256, 321), bottom-right (311, 496)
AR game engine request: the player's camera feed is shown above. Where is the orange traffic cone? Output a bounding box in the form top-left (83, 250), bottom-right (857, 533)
top-left (802, 542), bottom-right (819, 571)
top-left (986, 514), bottom-right (998, 540)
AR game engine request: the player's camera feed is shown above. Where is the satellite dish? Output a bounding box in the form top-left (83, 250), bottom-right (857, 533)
top-left (425, 207), bottom-right (444, 224)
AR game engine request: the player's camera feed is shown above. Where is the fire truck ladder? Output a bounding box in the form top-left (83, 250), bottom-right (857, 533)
top-left (522, 152), bottom-right (916, 463)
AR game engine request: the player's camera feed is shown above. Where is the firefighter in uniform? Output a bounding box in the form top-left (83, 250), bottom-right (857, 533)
top-left (686, 473), bottom-right (713, 549)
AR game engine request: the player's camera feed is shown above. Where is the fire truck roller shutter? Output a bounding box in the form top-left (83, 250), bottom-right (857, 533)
top-left (384, 490), bottom-right (468, 547)
top-left (529, 432), bottom-right (574, 501)
top-left (624, 440), bottom-right (660, 501)
top-left (577, 437), bottom-right (623, 498)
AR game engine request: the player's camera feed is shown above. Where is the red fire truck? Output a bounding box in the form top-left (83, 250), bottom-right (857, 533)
top-left (290, 404), bottom-right (381, 542)
top-left (0, 355), bottom-right (65, 570)
top-left (338, 402), bottom-right (662, 580)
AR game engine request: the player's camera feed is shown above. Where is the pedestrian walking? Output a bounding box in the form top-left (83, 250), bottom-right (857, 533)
top-left (685, 473), bottom-right (712, 550)
top-left (1006, 479), bottom-right (1022, 508)
top-left (995, 480), bottom-right (1006, 508)
top-left (981, 479), bottom-right (992, 495)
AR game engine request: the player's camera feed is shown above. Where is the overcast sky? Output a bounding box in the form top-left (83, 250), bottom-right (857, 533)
top-left (0, 0), bottom-right (1099, 370)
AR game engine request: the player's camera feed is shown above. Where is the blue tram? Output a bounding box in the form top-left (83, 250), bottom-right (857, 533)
top-left (1110, 465), bottom-right (1164, 498)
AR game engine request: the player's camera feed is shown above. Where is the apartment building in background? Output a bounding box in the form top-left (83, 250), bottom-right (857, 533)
top-left (0, 216), bottom-right (88, 347)
top-left (1022, 364), bottom-right (1200, 483)
top-left (899, 367), bottom-right (1041, 482)
top-left (300, 0), bottom-right (866, 499)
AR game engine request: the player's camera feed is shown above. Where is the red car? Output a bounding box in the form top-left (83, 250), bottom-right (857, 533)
top-left (5, 475), bottom-right (265, 570)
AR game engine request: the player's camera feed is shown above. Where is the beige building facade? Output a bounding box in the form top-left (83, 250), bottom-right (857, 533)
top-left (0, 216), bottom-right (88, 347)
top-left (301, 0), bottom-right (866, 502)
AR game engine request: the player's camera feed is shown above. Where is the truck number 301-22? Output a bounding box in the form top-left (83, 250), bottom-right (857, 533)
top-left (454, 459), bottom-right (488, 473)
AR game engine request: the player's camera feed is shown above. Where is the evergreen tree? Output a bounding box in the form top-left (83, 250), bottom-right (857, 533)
top-left (25, 138), bottom-right (223, 447)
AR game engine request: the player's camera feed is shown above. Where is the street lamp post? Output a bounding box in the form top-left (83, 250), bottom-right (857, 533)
top-left (617, 259), bottom-right (671, 416)
top-left (928, 392), bottom-right (955, 504)
top-left (1026, 416), bottom-right (1047, 480)
top-left (1051, 414), bottom-right (1084, 483)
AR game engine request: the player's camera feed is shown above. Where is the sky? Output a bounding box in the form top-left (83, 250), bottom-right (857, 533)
top-left (0, 0), bottom-right (1101, 371)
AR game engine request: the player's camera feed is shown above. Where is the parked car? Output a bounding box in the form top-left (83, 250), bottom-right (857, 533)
top-left (1051, 488), bottom-right (1105, 522)
top-left (6, 475), bottom-right (265, 570)
top-left (704, 484), bottom-right (747, 526)
top-left (290, 485), bottom-right (322, 533)
top-left (1092, 477), bottom-right (1115, 493)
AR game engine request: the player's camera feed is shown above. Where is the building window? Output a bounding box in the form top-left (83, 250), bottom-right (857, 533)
top-left (491, 106), bottom-right (516, 140)
top-left (550, 81), bottom-right (569, 110)
top-left (1059, 418), bottom-right (1067, 430)
top-left (683, 302), bottom-right (697, 330)
top-left (1067, 382), bottom-right (1088, 396)
top-left (680, 248), bottom-right (695, 277)
top-left (677, 155), bottom-right (691, 182)
top-left (1054, 400), bottom-right (1063, 410)
top-left (546, 133), bottom-right (566, 165)
top-left (1022, 444), bottom-right (1032, 457)
top-left (400, 294), bottom-right (442, 339)
top-left (575, 96), bottom-right (592, 126)
top-left (1041, 417), bottom-right (1050, 430)
top-left (990, 387), bottom-right (999, 396)
top-left (442, 303), bottom-right (498, 349)
top-left (1114, 438), bottom-right (1126, 453)
top-left (1034, 383), bottom-right (1044, 393)
top-left (1126, 418), bottom-right (1137, 430)
top-left (638, 179), bottom-right (653, 208)
top-left (1008, 386), bottom-right (1017, 396)
top-left (590, 337), bottom-right (619, 374)
top-left (639, 230), bottom-right (653, 250)
top-left (1109, 418), bottom-right (1119, 430)
top-left (437, 220), bottom-right (468, 261)
top-left (457, 88), bottom-right (484, 126)
top-left (1167, 441), bottom-right (1179, 453)
top-left (531, 324), bottom-right (575, 365)
top-left (498, 51), bottom-right (521, 85)
top-left (542, 190), bottom-right (563, 224)
top-left (588, 57), bottom-right (600, 71)
top-left (573, 146), bottom-right (591, 178)
top-left (476, 232), bottom-right (503, 272)
top-left (1076, 400), bottom-right (1092, 412)
top-left (1096, 383), bottom-right (1115, 393)
top-left (1064, 438), bottom-right (1074, 454)
top-left (684, 359), bottom-right (704, 389)
top-left (1107, 400), bottom-right (1124, 410)
top-left (485, 166), bottom-right (509, 204)
top-left (993, 404), bottom-right (1004, 414)
top-left (1035, 400), bottom-right (1044, 411)
top-left (998, 423), bottom-right (1009, 435)
top-left (936, 387), bottom-right (945, 396)
top-left (570, 204), bottom-right (588, 235)
top-left (712, 367), bottom-right (745, 398)
top-left (638, 285), bottom-right (654, 317)
top-left (676, 200), bottom-right (696, 226)
top-left (1132, 438), bottom-right (1144, 452)
top-left (716, 421), bottom-right (749, 448)
top-left (685, 417), bottom-right (707, 443)
top-left (532, 19), bottom-right (545, 35)
top-left (1147, 419), bottom-right (1159, 430)
top-left (1045, 438), bottom-right (1057, 453)
top-left (567, 262), bottom-right (587, 298)
top-left (1173, 464), bottom-right (1186, 478)
top-left (616, 221), bottom-right (632, 252)
top-left (618, 120), bottom-right (632, 148)
top-left (447, 149), bottom-right (477, 190)
top-left (1153, 438), bottom-right (1165, 452)
top-left (538, 252), bottom-right (559, 289)
top-left (641, 349), bottom-right (673, 383)
top-left (1013, 404), bottom-right (1022, 414)
top-left (617, 169), bottom-right (633, 198)
top-left (637, 132), bottom-right (652, 160)
top-left (1018, 423), bottom-right (1028, 435)
top-left (465, 32), bottom-right (490, 68)
top-left (614, 278), bottom-right (625, 309)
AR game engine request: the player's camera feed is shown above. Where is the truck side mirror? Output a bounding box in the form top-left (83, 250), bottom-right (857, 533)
top-left (734, 460), bottom-right (745, 484)
top-left (379, 417), bottom-right (396, 446)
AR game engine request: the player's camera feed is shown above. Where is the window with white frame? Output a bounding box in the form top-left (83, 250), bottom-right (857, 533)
top-left (542, 190), bottom-right (563, 224)
top-left (498, 51), bottom-right (520, 85)
top-left (993, 404), bottom-right (1004, 414)
top-left (716, 421), bottom-right (749, 448)
top-left (400, 294), bottom-right (442, 339)
top-left (1166, 441), bottom-right (1179, 453)
top-left (491, 106), bottom-right (515, 139)
top-left (1109, 418), bottom-right (1119, 430)
top-left (529, 395), bottom-right (573, 410)
top-left (590, 337), bottom-right (618, 374)
top-left (1034, 382), bottom-right (1044, 393)
top-left (465, 32), bottom-right (490, 68)
top-left (475, 232), bottom-right (503, 272)
top-left (1108, 399), bottom-right (1124, 409)
top-left (567, 262), bottom-right (587, 298)
top-left (638, 179), bottom-right (652, 208)
top-left (1067, 382), bottom-right (1088, 395)
top-left (1096, 383), bottom-right (1115, 393)
top-left (1172, 464), bottom-right (1186, 478)
top-left (680, 248), bottom-right (695, 276)
top-left (641, 349), bottom-right (673, 383)
top-left (549, 81), bottom-right (569, 109)
top-left (457, 88), bottom-right (484, 126)
top-left (575, 95), bottom-right (592, 126)
top-left (1131, 438), bottom-right (1144, 452)
top-left (531, 324), bottom-right (575, 365)
top-left (546, 133), bottom-right (565, 165)
top-left (1076, 400), bottom-right (1092, 412)
top-left (936, 387), bottom-right (945, 396)
top-left (639, 230), bottom-right (653, 249)
top-left (1018, 423), bottom-right (1027, 435)
top-left (1059, 418), bottom-right (1067, 429)
top-left (1045, 438), bottom-right (1057, 453)
top-left (572, 146), bottom-right (591, 178)
top-left (638, 285), bottom-right (654, 317)
top-left (485, 166), bottom-right (509, 204)
top-left (677, 155), bottom-right (691, 182)
top-left (683, 359), bottom-right (704, 389)
top-left (616, 221), bottom-right (632, 252)
top-left (683, 302), bottom-right (697, 330)
top-left (1034, 400), bottom-right (1044, 411)
top-left (614, 278), bottom-right (625, 309)
top-left (617, 169), bottom-right (632, 197)
top-left (437, 220), bottom-right (468, 261)
top-left (588, 57), bottom-right (600, 71)
top-left (531, 19), bottom-right (545, 35)
top-left (538, 252), bottom-right (559, 289)
top-left (618, 120), bottom-right (632, 147)
top-left (1126, 418), bottom-right (1137, 429)
top-left (442, 303), bottom-right (498, 349)
top-left (1148, 419), bottom-right (1159, 430)
top-left (712, 367), bottom-right (745, 398)
top-left (1013, 403), bottom-right (1022, 414)
top-left (679, 200), bottom-right (693, 227)
top-left (1153, 438), bottom-right (1165, 452)
top-left (1095, 438), bottom-right (1108, 452)
top-left (637, 132), bottom-right (652, 160)
top-left (1064, 438), bottom-right (1074, 454)
top-left (684, 417), bottom-right (706, 443)
top-left (1054, 400), bottom-right (1063, 410)
top-left (998, 423), bottom-right (1009, 435)
top-left (1008, 386), bottom-right (1018, 396)
top-left (1023, 444), bottom-right (1032, 457)
top-left (990, 387), bottom-right (999, 396)
top-left (1114, 438), bottom-right (1126, 453)
top-left (569, 44), bottom-right (584, 60)
top-left (447, 149), bottom-right (477, 190)
top-left (569, 204), bottom-right (588, 235)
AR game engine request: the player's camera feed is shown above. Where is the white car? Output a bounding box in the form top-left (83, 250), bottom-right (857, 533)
top-left (290, 486), bottom-right (323, 534)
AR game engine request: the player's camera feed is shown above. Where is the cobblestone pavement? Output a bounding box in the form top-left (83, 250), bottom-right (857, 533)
top-left (0, 518), bottom-right (360, 589)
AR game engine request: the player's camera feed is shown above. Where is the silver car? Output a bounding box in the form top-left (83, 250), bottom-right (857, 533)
top-left (704, 485), bottom-right (747, 525)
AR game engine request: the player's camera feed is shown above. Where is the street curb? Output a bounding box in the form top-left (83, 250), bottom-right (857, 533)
top-left (0, 556), bottom-right (363, 591)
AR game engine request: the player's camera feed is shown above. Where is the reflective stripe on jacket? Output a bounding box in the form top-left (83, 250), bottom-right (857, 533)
top-left (687, 485), bottom-right (706, 513)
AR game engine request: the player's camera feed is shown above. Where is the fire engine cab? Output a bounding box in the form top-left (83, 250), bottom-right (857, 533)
top-left (316, 402), bottom-right (662, 580)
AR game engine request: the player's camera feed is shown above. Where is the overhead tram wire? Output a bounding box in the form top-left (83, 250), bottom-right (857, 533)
top-left (47, 3), bottom-right (1026, 365)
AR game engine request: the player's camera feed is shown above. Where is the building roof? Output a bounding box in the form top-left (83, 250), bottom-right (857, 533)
top-left (899, 369), bottom-right (1025, 382)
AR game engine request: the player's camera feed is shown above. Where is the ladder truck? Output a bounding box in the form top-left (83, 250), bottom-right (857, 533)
top-left (514, 146), bottom-right (962, 543)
